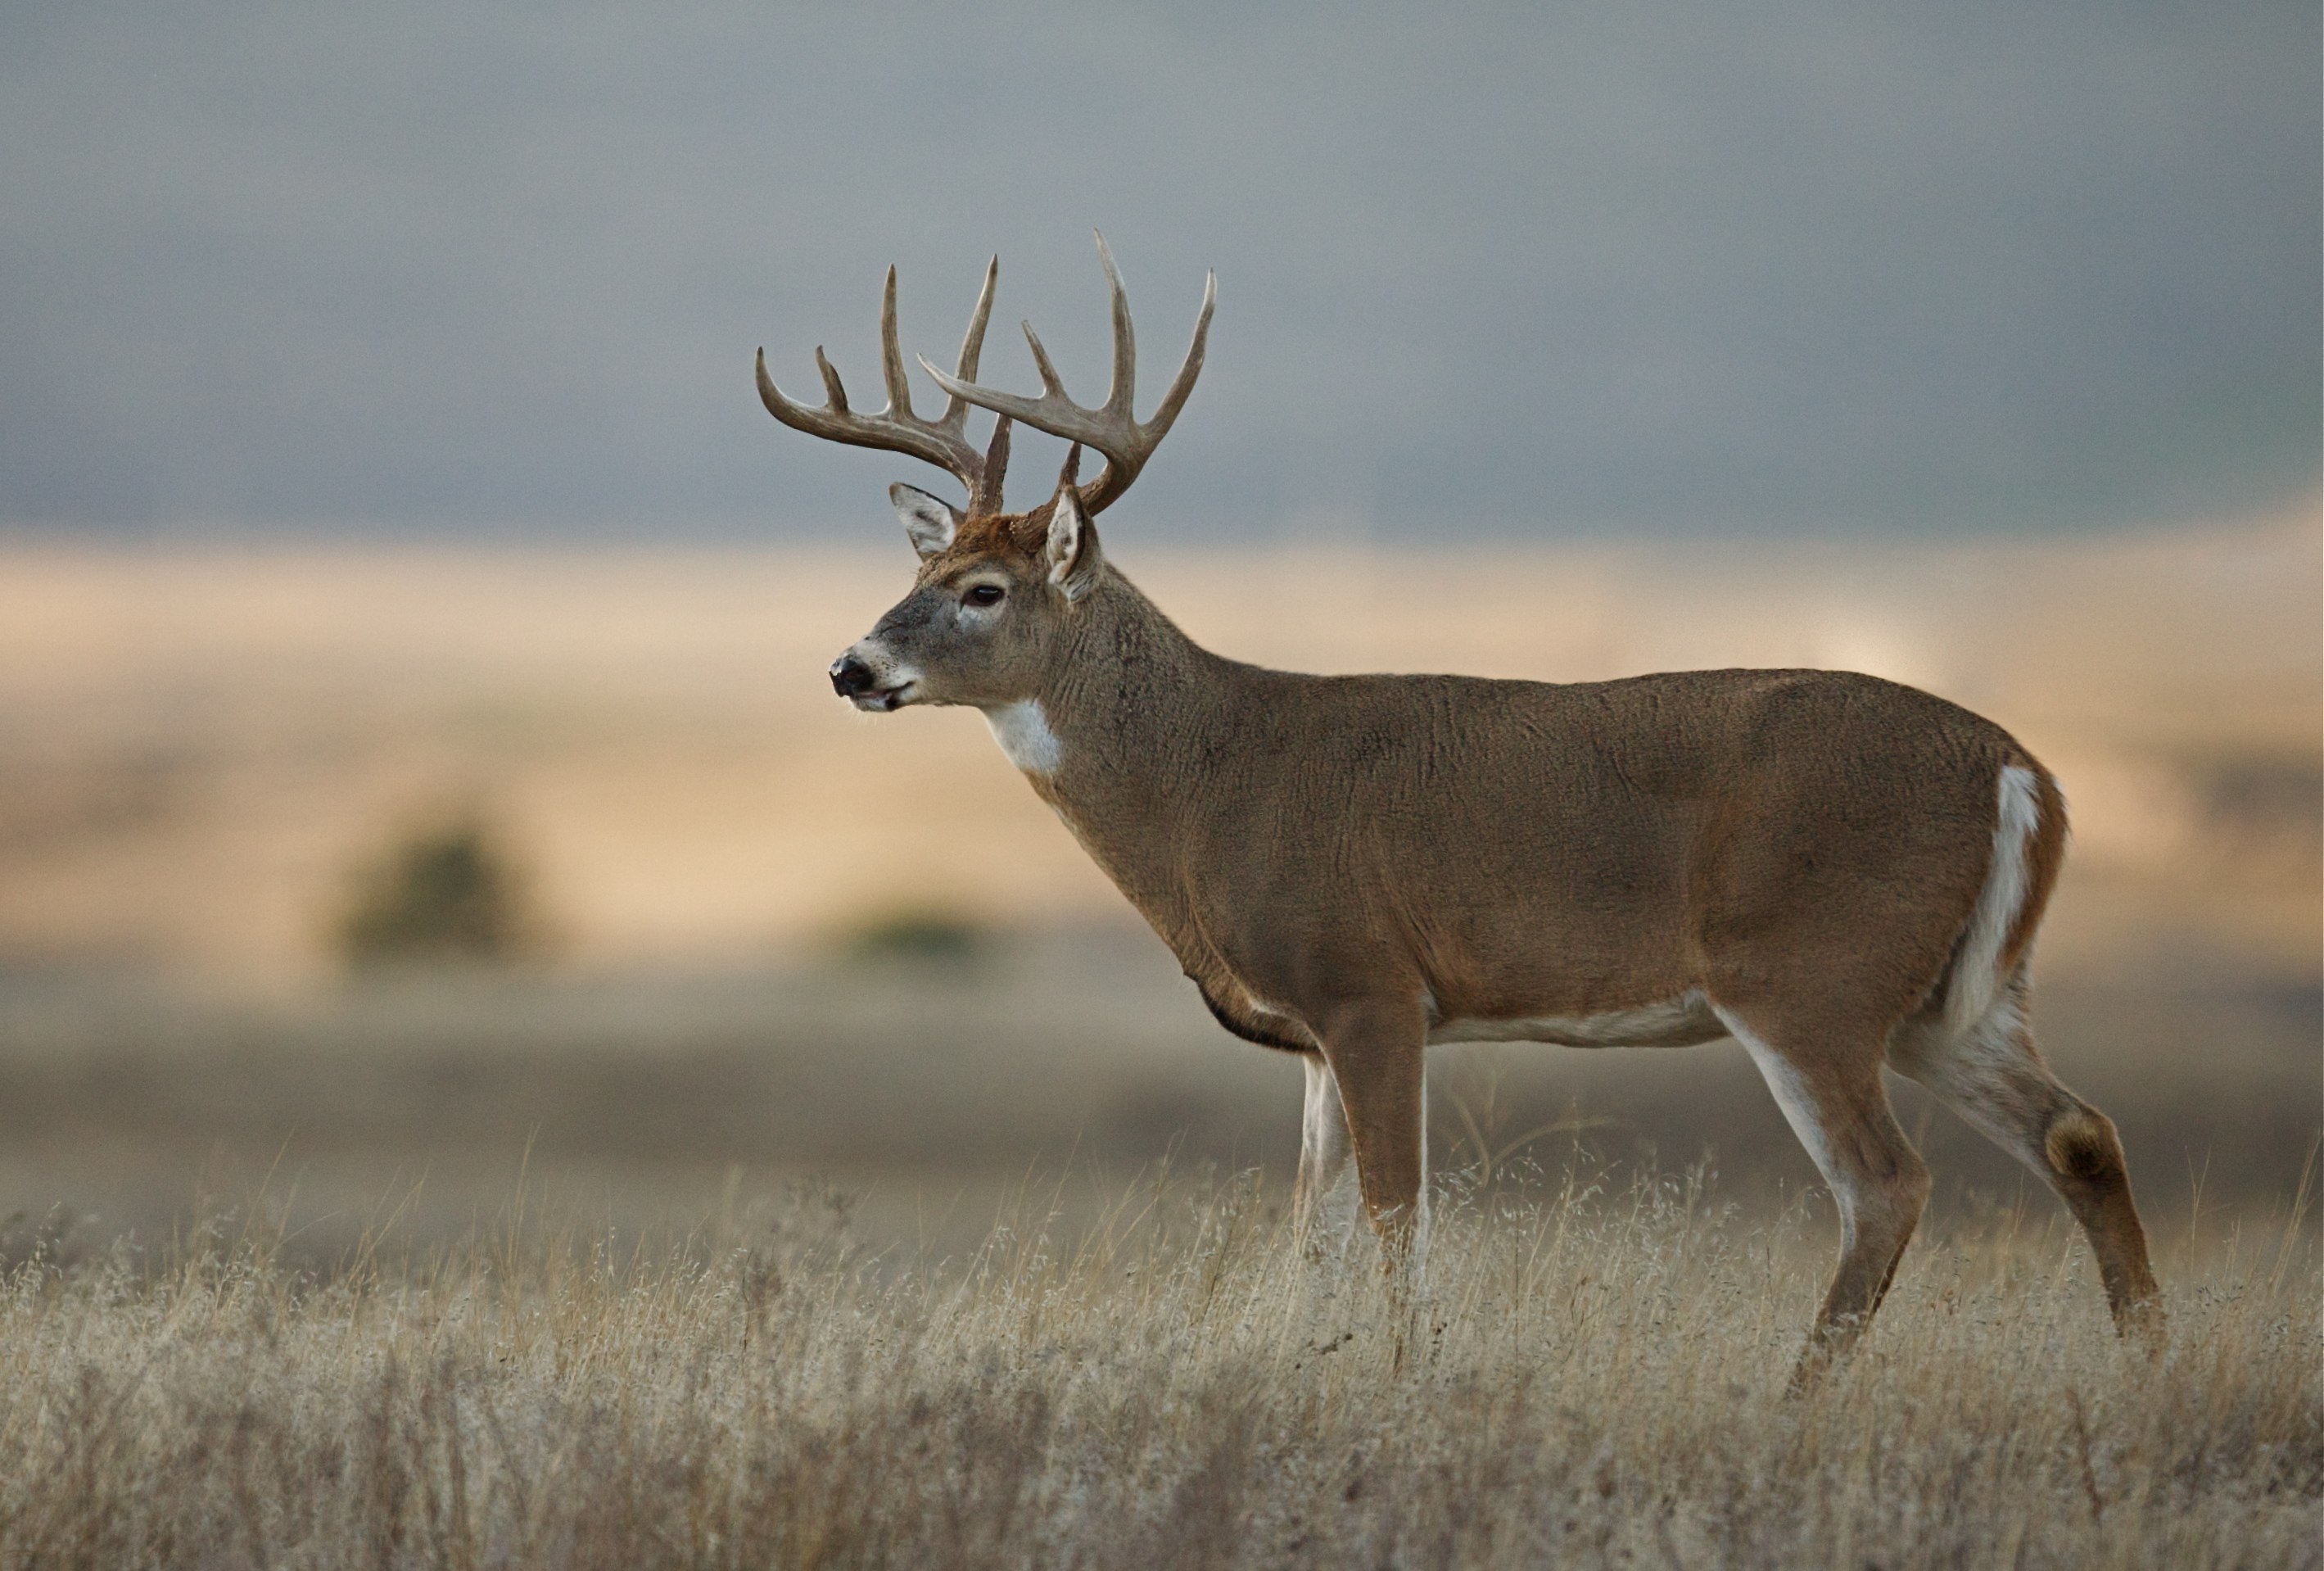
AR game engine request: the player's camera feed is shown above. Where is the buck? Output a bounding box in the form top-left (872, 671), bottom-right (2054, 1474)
top-left (756, 236), bottom-right (2160, 1366)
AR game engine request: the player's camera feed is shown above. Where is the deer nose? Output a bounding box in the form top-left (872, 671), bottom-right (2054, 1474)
top-left (830, 654), bottom-right (877, 698)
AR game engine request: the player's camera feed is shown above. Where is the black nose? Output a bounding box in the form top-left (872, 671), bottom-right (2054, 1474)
top-left (830, 654), bottom-right (876, 698)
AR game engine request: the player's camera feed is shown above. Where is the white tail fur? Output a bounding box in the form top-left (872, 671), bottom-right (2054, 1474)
top-left (1944, 763), bottom-right (2041, 1038)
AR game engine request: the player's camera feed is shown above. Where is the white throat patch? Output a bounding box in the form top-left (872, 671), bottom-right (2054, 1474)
top-left (984, 699), bottom-right (1063, 775)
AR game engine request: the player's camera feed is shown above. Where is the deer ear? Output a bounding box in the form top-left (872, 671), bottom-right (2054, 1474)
top-left (890, 483), bottom-right (961, 559)
top-left (1045, 484), bottom-right (1102, 601)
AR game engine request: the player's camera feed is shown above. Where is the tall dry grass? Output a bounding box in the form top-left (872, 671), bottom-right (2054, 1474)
top-left (2, 1161), bottom-right (2313, 1569)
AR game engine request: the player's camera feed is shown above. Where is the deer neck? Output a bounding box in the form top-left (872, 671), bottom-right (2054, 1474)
top-left (984, 568), bottom-right (1238, 898)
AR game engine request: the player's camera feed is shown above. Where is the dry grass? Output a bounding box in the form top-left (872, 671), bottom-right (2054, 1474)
top-left (2, 1163), bottom-right (2314, 1569)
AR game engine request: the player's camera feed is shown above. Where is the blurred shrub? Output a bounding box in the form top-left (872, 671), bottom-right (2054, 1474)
top-left (835, 907), bottom-right (992, 966)
top-left (335, 813), bottom-right (540, 969)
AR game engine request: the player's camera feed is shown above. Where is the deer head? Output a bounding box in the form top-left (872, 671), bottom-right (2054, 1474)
top-left (757, 233), bottom-right (1214, 714)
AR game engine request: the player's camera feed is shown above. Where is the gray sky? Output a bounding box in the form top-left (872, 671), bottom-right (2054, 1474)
top-left (2, 2), bottom-right (2315, 541)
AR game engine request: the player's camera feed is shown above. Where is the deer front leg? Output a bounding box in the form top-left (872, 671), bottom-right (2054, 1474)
top-left (1314, 998), bottom-right (1431, 1274)
top-left (1292, 1052), bottom-right (1358, 1259)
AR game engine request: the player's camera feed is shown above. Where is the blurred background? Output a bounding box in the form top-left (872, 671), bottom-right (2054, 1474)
top-left (0, 2), bottom-right (2315, 1263)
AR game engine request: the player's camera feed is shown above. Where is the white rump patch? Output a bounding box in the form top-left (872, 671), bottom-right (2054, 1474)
top-left (1944, 764), bottom-right (2041, 1039)
top-left (984, 699), bottom-right (1063, 775)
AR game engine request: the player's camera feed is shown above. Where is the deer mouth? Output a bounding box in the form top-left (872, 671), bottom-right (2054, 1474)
top-left (855, 680), bottom-right (916, 713)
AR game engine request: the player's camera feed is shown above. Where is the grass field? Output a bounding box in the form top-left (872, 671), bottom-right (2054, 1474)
top-left (1, 1164), bottom-right (2314, 1569)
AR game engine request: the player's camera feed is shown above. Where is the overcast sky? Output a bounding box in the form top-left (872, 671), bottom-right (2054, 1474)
top-left (2, 2), bottom-right (2315, 542)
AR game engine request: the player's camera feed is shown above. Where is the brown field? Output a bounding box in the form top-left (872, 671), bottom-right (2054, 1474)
top-left (0, 517), bottom-right (2314, 983)
top-left (0, 518), bottom-right (2315, 1564)
top-left (0, 1168), bottom-right (2314, 1568)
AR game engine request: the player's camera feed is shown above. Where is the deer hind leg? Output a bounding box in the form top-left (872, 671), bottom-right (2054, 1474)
top-left (1889, 967), bottom-right (2161, 1335)
top-left (1716, 1007), bottom-right (1931, 1377)
top-left (1292, 1052), bottom-right (1360, 1260)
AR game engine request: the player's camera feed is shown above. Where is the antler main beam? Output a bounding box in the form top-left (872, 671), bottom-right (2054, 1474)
top-left (757, 259), bottom-right (1011, 514)
top-left (920, 233), bottom-right (1214, 516)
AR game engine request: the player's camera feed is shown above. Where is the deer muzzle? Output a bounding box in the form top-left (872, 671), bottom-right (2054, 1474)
top-left (829, 647), bottom-right (916, 712)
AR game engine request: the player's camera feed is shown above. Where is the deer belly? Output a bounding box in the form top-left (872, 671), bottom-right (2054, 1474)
top-left (1427, 989), bottom-right (1723, 1048)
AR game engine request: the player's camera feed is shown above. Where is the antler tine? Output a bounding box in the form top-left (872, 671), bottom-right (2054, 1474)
top-left (1144, 269), bottom-right (1216, 447)
top-left (1020, 322), bottom-right (1071, 398)
top-left (878, 266), bottom-right (915, 421)
top-left (813, 347), bottom-right (849, 412)
top-left (756, 261), bottom-right (1006, 512)
top-left (919, 232), bottom-right (1214, 516)
top-left (941, 258), bottom-right (998, 428)
top-left (1096, 231), bottom-right (1135, 417)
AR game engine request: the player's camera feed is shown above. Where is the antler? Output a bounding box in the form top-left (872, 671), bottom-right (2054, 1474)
top-left (757, 259), bottom-right (1012, 514)
top-left (920, 232), bottom-right (1214, 516)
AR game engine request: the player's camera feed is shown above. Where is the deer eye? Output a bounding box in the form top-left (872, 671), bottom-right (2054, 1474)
top-left (963, 584), bottom-right (1006, 609)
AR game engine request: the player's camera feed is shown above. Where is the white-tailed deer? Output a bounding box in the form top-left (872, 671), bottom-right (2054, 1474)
top-left (757, 235), bottom-right (2160, 1367)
